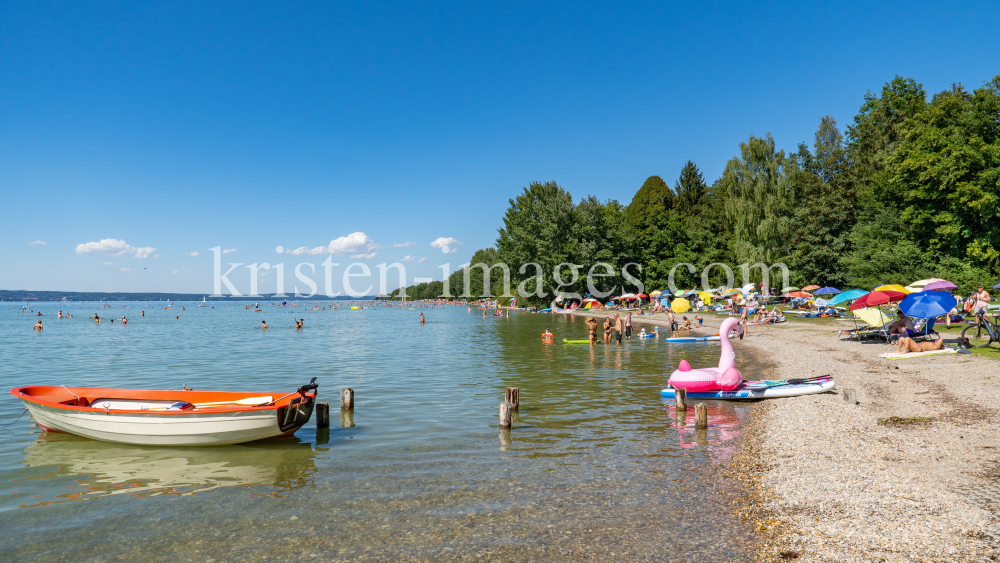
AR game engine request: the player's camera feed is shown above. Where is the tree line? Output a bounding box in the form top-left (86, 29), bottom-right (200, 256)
top-left (395, 75), bottom-right (1000, 305)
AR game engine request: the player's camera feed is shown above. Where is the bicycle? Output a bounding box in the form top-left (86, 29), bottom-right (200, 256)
top-left (961, 313), bottom-right (1000, 348)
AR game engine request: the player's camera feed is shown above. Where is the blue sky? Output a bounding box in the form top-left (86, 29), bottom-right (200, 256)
top-left (1, 1), bottom-right (998, 295)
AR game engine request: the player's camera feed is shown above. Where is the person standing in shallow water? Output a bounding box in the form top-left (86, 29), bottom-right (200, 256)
top-left (33, 320), bottom-right (43, 331)
top-left (420, 313), bottom-right (426, 324)
top-left (295, 319), bottom-right (303, 329)
top-left (586, 317), bottom-right (599, 345)
top-left (261, 320), bottom-right (268, 330)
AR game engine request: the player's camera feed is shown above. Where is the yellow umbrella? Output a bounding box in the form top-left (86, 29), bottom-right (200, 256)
top-left (698, 291), bottom-right (714, 303)
top-left (671, 298), bottom-right (691, 313)
top-left (874, 284), bottom-right (911, 294)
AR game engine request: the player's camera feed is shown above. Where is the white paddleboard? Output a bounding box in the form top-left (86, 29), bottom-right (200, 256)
top-left (660, 379), bottom-right (836, 400)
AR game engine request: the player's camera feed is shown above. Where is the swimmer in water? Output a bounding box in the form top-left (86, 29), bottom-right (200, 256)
top-left (122, 317), bottom-right (128, 325)
top-left (57, 311), bottom-right (63, 318)
top-left (141, 311), bottom-right (144, 316)
top-left (262, 320), bottom-right (268, 329)
top-left (295, 318), bottom-right (303, 329)
top-left (420, 313), bottom-right (426, 324)
top-left (33, 320), bottom-right (43, 331)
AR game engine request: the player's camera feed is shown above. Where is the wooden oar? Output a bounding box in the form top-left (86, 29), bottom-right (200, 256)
top-left (192, 396), bottom-right (273, 408)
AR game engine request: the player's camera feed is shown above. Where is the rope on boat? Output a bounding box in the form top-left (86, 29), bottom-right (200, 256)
top-left (1, 409), bottom-right (29, 428)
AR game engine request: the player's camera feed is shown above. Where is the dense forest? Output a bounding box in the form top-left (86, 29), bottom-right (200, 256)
top-left (396, 76), bottom-right (1000, 304)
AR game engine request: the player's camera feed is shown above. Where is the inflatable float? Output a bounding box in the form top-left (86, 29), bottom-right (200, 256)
top-left (667, 318), bottom-right (744, 392)
top-left (662, 336), bottom-right (720, 342)
top-left (562, 339), bottom-right (591, 344)
top-left (661, 377), bottom-right (835, 400)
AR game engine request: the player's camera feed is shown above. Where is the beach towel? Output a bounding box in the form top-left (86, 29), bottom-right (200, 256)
top-left (878, 348), bottom-right (969, 359)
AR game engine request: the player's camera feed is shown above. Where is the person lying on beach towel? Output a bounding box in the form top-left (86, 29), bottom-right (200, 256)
top-left (895, 336), bottom-right (944, 354)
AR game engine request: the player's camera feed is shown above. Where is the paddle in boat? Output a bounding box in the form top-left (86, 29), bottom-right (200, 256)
top-left (10, 378), bottom-right (319, 446)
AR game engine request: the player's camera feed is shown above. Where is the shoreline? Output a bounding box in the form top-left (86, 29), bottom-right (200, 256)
top-left (571, 309), bottom-right (1000, 561)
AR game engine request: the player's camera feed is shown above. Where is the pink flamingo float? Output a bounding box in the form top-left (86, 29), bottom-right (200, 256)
top-left (667, 317), bottom-right (744, 392)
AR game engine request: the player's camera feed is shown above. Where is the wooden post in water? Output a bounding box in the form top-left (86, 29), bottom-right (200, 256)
top-left (341, 388), bottom-right (354, 410)
top-left (316, 402), bottom-right (330, 428)
top-left (695, 403), bottom-right (707, 429)
top-left (505, 387), bottom-right (520, 410)
top-left (675, 388), bottom-right (687, 411)
top-left (499, 402), bottom-right (512, 428)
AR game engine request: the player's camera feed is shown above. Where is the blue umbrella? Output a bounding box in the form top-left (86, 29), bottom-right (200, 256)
top-left (827, 290), bottom-right (867, 306)
top-left (898, 291), bottom-right (957, 319)
top-left (813, 287), bottom-right (841, 295)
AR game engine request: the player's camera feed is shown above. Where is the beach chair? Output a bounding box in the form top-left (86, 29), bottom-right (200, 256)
top-left (846, 307), bottom-right (893, 343)
top-left (909, 318), bottom-right (939, 342)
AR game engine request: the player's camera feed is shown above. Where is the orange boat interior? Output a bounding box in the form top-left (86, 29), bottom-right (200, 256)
top-left (11, 386), bottom-right (313, 414)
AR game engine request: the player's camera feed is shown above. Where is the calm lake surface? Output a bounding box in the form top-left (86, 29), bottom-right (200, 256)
top-left (0, 301), bottom-right (759, 562)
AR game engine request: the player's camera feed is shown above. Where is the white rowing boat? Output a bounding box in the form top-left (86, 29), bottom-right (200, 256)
top-left (10, 379), bottom-right (318, 446)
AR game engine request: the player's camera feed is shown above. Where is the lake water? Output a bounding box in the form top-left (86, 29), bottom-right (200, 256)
top-left (0, 301), bottom-right (759, 562)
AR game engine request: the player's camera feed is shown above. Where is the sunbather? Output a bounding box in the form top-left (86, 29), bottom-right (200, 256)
top-left (895, 336), bottom-right (945, 354)
top-left (887, 311), bottom-right (913, 335)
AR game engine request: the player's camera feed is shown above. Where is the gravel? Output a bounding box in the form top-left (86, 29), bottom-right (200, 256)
top-left (717, 314), bottom-right (1000, 562)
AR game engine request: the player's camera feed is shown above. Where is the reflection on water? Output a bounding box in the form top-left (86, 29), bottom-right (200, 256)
top-left (19, 433), bottom-right (317, 506)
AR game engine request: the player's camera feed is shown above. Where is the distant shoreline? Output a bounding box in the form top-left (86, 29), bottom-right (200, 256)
top-left (0, 290), bottom-right (383, 302)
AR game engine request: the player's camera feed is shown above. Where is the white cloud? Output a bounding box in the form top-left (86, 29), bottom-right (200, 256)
top-left (288, 246), bottom-right (328, 256)
top-left (400, 255), bottom-right (416, 262)
top-left (449, 248), bottom-right (458, 253)
top-left (121, 267), bottom-right (132, 272)
top-left (75, 238), bottom-right (157, 258)
top-left (350, 252), bottom-right (377, 259)
top-left (285, 232), bottom-right (380, 257)
top-left (330, 232), bottom-right (376, 254)
top-left (172, 270), bottom-right (178, 274)
top-left (186, 251), bottom-right (199, 257)
top-left (223, 248), bottom-right (237, 254)
top-left (392, 242), bottom-right (416, 248)
top-left (430, 237), bottom-right (462, 249)
top-left (29, 240), bottom-right (46, 245)
top-left (101, 262), bottom-right (113, 266)
top-left (418, 257), bottom-right (426, 262)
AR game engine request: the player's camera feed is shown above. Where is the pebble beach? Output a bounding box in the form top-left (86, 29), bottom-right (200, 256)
top-left (574, 309), bottom-right (1000, 561)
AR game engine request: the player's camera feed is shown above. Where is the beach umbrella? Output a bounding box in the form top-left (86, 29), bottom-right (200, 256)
top-left (802, 285), bottom-right (821, 291)
top-left (898, 291), bottom-right (957, 319)
top-left (849, 290), bottom-right (907, 311)
top-left (813, 287), bottom-right (841, 295)
top-left (994, 282), bottom-right (1000, 290)
top-left (650, 290), bottom-right (662, 297)
top-left (780, 286), bottom-right (800, 292)
top-left (673, 289), bottom-right (687, 296)
top-left (722, 288), bottom-right (740, 295)
top-left (873, 284), bottom-right (911, 294)
top-left (922, 280), bottom-right (957, 291)
top-left (741, 283), bottom-right (756, 292)
top-left (621, 293), bottom-right (636, 299)
top-left (671, 298), bottom-right (691, 313)
top-left (698, 291), bottom-right (714, 303)
top-left (784, 291), bottom-right (813, 298)
top-left (827, 290), bottom-right (868, 306)
top-left (905, 278), bottom-right (945, 293)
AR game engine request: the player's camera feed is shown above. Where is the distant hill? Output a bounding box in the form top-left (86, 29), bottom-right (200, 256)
top-left (0, 290), bottom-right (378, 302)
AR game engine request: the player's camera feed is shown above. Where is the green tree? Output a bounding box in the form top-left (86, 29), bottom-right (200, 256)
top-left (787, 117), bottom-right (857, 287)
top-left (495, 181), bottom-right (578, 305)
top-left (718, 133), bottom-right (795, 266)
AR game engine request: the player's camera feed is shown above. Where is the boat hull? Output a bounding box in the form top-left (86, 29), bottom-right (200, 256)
top-left (22, 401), bottom-right (298, 446)
top-left (12, 385), bottom-right (316, 447)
